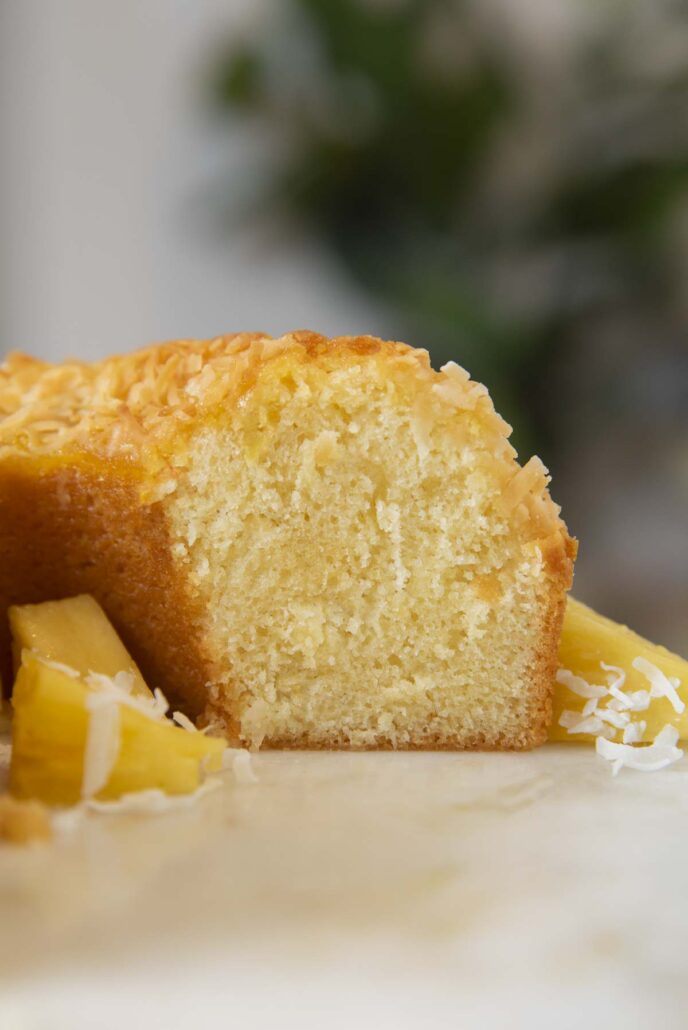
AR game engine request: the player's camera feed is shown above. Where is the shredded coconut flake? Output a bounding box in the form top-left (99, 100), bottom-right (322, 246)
top-left (78, 670), bottom-right (174, 798)
top-left (30, 654), bottom-right (80, 678)
top-left (84, 670), bottom-right (169, 721)
top-left (622, 721), bottom-right (646, 745)
top-left (596, 723), bottom-right (683, 776)
top-left (556, 655), bottom-right (685, 774)
top-left (82, 701), bottom-right (121, 799)
top-left (624, 690), bottom-right (651, 712)
top-left (632, 657), bottom-right (685, 714)
top-left (152, 688), bottom-right (170, 717)
top-left (654, 724), bottom-right (680, 747)
top-left (558, 710), bottom-right (615, 738)
top-left (556, 652), bottom-right (687, 773)
top-left (597, 707), bottom-right (631, 730)
top-left (556, 669), bottom-right (607, 699)
top-left (86, 669), bottom-right (135, 696)
top-left (607, 697), bottom-right (628, 713)
top-left (172, 711), bottom-right (197, 733)
top-left (57, 779), bottom-right (222, 826)
top-left (222, 748), bottom-right (259, 784)
top-left (600, 661), bottom-right (630, 708)
top-left (85, 778), bottom-right (221, 813)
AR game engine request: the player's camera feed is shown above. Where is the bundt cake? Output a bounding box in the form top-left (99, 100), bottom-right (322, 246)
top-left (0, 332), bottom-right (575, 750)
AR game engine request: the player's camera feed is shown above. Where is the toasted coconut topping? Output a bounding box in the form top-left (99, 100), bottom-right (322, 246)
top-left (0, 332), bottom-right (567, 538)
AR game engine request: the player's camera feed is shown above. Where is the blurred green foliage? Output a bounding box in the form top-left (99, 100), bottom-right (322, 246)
top-left (209, 0), bottom-right (688, 460)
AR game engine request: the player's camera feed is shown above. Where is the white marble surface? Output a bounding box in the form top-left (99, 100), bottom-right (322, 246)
top-left (1, 745), bottom-right (687, 1029)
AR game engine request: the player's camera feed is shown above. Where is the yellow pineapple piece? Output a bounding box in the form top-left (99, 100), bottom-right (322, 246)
top-left (550, 597), bottom-right (688, 744)
top-left (9, 595), bottom-right (150, 697)
top-left (10, 654), bottom-right (226, 806)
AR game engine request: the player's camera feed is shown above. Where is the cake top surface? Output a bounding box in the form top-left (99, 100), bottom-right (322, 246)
top-left (0, 332), bottom-right (422, 455)
top-left (0, 331), bottom-right (573, 549)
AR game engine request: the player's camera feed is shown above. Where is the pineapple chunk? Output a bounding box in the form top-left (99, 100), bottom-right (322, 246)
top-left (550, 597), bottom-right (688, 744)
top-left (10, 654), bottom-right (226, 806)
top-left (9, 595), bottom-right (150, 697)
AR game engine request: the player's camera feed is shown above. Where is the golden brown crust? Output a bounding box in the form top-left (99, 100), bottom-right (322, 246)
top-left (517, 532), bottom-right (578, 748)
top-left (0, 332), bottom-right (575, 748)
top-left (0, 462), bottom-right (214, 716)
top-left (260, 737), bottom-right (540, 752)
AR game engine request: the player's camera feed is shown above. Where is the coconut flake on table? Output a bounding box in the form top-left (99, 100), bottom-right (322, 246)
top-left (596, 724), bottom-right (683, 776)
top-left (222, 748), bottom-right (259, 784)
top-left (53, 778), bottom-right (223, 830)
top-left (84, 777), bottom-right (222, 814)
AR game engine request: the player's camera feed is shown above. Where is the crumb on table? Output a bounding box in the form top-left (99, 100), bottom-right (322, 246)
top-left (0, 794), bottom-right (52, 844)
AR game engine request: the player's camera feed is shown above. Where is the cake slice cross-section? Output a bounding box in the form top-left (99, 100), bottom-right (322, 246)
top-left (0, 332), bottom-right (575, 749)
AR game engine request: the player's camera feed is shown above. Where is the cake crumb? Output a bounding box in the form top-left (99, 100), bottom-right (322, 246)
top-left (0, 794), bottom-right (52, 845)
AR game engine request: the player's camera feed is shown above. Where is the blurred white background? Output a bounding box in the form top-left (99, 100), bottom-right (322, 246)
top-left (0, 0), bottom-right (385, 361)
